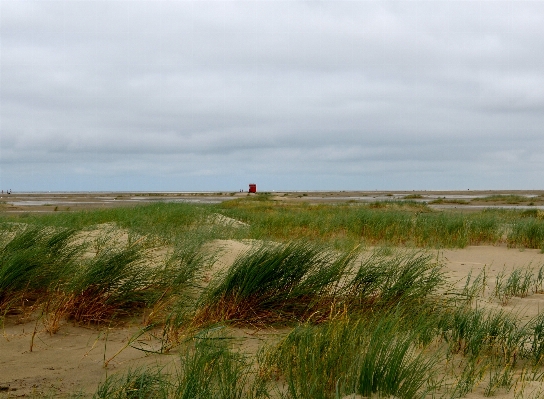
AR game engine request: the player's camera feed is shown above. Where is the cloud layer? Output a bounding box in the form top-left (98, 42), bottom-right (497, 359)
top-left (1, 1), bottom-right (543, 191)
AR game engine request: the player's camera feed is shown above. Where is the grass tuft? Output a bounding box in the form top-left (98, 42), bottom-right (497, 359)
top-left (265, 313), bottom-right (440, 399)
top-left (194, 242), bottom-right (356, 325)
top-left (347, 250), bottom-right (445, 310)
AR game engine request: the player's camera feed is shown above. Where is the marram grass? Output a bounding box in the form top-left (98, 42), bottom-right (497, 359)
top-left (93, 329), bottom-right (266, 399)
top-left (0, 225), bottom-right (81, 311)
top-left (264, 313), bottom-right (441, 399)
top-left (0, 223), bottom-right (208, 325)
top-left (194, 242), bottom-right (357, 325)
top-left (347, 249), bottom-right (445, 310)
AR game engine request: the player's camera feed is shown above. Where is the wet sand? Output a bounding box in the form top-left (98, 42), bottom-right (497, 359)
top-left (2, 190), bottom-right (544, 213)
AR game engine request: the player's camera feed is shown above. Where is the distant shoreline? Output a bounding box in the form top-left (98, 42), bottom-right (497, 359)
top-left (4, 189), bottom-right (544, 195)
top-left (2, 190), bottom-right (544, 213)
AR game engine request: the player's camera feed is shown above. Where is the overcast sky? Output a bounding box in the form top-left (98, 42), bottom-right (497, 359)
top-left (1, 1), bottom-right (543, 192)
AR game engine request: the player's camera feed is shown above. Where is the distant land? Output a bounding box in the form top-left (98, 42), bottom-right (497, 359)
top-left (2, 190), bottom-right (544, 213)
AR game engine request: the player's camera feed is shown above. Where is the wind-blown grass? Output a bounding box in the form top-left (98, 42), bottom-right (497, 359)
top-left (492, 264), bottom-right (544, 305)
top-left (0, 222), bottom-right (208, 327)
top-left (93, 366), bottom-right (167, 399)
top-left (192, 245), bottom-right (445, 331)
top-left (3, 200), bottom-right (544, 249)
top-left (347, 249), bottom-right (445, 310)
top-left (439, 307), bottom-right (521, 361)
top-left (508, 218), bottom-right (544, 249)
top-left (60, 244), bottom-right (153, 323)
top-left (194, 242), bottom-right (356, 325)
top-left (94, 329), bottom-right (264, 399)
top-left (173, 330), bottom-right (254, 398)
top-left (0, 225), bottom-right (80, 312)
top-left (219, 199), bottom-right (505, 248)
top-left (264, 313), bottom-right (441, 399)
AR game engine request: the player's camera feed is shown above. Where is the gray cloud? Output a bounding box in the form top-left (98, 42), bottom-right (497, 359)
top-left (1, 1), bottom-right (543, 191)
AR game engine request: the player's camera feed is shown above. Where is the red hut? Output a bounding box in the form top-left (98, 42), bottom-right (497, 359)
top-left (248, 183), bottom-right (257, 193)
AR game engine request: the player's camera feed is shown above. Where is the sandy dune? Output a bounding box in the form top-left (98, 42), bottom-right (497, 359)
top-left (2, 243), bottom-right (544, 397)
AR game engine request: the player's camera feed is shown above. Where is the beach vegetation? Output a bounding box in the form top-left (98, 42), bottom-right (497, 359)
top-left (3, 199), bottom-right (544, 397)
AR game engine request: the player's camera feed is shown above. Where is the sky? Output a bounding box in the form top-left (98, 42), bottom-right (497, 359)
top-left (1, 1), bottom-right (543, 192)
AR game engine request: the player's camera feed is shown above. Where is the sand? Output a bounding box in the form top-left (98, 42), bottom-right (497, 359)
top-left (1, 322), bottom-right (170, 397)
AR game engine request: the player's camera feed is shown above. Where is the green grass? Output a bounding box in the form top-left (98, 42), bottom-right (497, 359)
top-left (0, 203), bottom-right (233, 243)
top-left (473, 195), bottom-right (542, 204)
top-left (3, 199), bottom-right (544, 249)
top-left (430, 198), bottom-right (469, 205)
top-left (508, 219), bottom-right (544, 249)
top-left (264, 313), bottom-right (441, 399)
top-left (0, 225), bottom-right (81, 311)
top-left (193, 245), bottom-right (443, 327)
top-left (0, 221), bottom-right (210, 328)
top-left (439, 306), bottom-right (521, 360)
top-left (94, 328), bottom-right (266, 399)
top-left (218, 200), bottom-right (507, 248)
top-left (93, 366), bottom-right (167, 399)
top-left (403, 194), bottom-right (424, 199)
top-left (493, 265), bottom-right (544, 305)
top-left (194, 242), bottom-right (356, 325)
top-left (61, 244), bottom-right (154, 323)
top-left (347, 250), bottom-right (444, 310)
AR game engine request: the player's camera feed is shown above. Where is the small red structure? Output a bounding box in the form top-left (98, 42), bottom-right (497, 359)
top-left (248, 183), bottom-right (257, 193)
